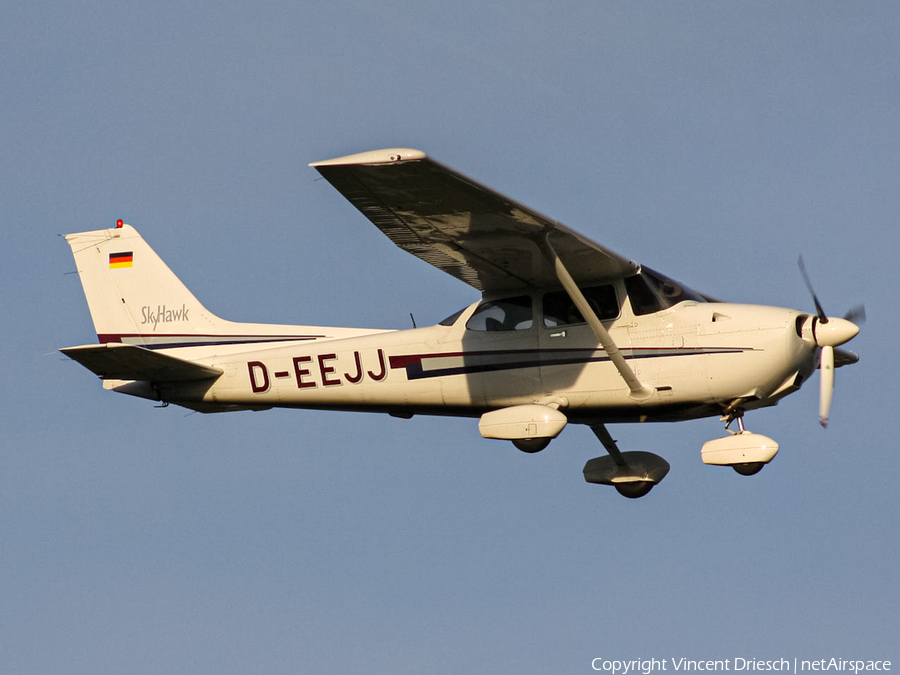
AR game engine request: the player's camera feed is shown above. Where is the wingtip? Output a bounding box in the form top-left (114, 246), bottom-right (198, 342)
top-left (310, 148), bottom-right (427, 168)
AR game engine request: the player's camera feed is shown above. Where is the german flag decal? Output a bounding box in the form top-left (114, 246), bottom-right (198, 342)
top-left (109, 251), bottom-right (133, 268)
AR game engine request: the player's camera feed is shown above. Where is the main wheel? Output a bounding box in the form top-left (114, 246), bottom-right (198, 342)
top-left (614, 481), bottom-right (654, 498)
top-left (732, 462), bottom-right (764, 476)
top-left (512, 438), bottom-right (551, 453)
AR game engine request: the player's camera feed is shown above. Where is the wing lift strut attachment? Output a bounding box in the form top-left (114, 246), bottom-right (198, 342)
top-left (541, 235), bottom-right (669, 498)
top-left (479, 234), bottom-right (670, 496)
top-left (540, 236), bottom-right (653, 401)
top-left (479, 233), bottom-right (655, 455)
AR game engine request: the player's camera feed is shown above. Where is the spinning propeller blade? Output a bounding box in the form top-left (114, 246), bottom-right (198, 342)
top-left (798, 256), bottom-right (862, 428)
top-left (798, 255), bottom-right (828, 323)
top-left (819, 345), bottom-right (834, 428)
top-left (843, 305), bottom-right (866, 324)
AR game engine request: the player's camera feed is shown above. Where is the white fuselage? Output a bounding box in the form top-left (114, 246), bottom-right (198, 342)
top-left (151, 297), bottom-right (817, 424)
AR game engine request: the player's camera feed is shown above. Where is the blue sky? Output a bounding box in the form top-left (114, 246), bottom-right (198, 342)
top-left (3, 2), bottom-right (897, 673)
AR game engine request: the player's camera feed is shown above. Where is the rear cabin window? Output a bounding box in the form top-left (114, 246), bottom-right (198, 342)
top-left (466, 296), bottom-right (533, 331)
top-left (542, 285), bottom-right (619, 327)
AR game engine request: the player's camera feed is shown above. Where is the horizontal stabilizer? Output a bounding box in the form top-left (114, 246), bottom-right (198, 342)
top-left (61, 343), bottom-right (223, 382)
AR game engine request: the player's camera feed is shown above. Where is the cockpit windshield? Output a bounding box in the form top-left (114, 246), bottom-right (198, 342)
top-left (439, 307), bottom-right (467, 326)
top-left (625, 266), bottom-right (708, 316)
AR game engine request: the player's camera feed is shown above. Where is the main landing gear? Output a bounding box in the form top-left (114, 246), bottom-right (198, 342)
top-left (582, 423), bottom-right (670, 498)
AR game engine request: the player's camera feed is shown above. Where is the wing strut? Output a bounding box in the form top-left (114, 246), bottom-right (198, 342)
top-left (541, 236), bottom-right (653, 401)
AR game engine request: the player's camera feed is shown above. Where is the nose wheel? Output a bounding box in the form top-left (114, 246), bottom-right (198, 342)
top-left (701, 411), bottom-right (780, 475)
top-left (727, 416), bottom-right (764, 476)
top-left (731, 462), bottom-right (765, 476)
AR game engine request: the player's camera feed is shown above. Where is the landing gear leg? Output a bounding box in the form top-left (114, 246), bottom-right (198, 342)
top-left (725, 415), bottom-right (764, 476)
top-left (591, 423), bottom-right (626, 466)
top-left (701, 409), bottom-right (779, 475)
top-left (583, 423), bottom-right (670, 498)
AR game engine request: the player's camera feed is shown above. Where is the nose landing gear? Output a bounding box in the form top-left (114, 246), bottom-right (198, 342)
top-left (701, 413), bottom-right (779, 475)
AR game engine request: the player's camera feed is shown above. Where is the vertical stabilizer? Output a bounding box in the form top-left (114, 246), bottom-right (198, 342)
top-left (66, 224), bottom-right (224, 345)
top-left (65, 223), bottom-right (347, 348)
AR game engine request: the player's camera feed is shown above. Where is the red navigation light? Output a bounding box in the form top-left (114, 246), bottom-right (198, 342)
top-left (116, 219), bottom-right (124, 228)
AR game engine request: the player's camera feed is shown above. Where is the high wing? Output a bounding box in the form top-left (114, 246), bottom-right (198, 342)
top-left (311, 149), bottom-right (638, 293)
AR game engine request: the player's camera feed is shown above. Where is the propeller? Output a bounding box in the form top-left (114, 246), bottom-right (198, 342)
top-left (798, 256), bottom-right (828, 324)
top-left (797, 256), bottom-right (863, 428)
top-left (819, 343), bottom-right (834, 428)
top-left (843, 305), bottom-right (866, 324)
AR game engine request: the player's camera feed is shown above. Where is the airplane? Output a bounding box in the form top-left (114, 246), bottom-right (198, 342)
top-left (60, 148), bottom-right (862, 498)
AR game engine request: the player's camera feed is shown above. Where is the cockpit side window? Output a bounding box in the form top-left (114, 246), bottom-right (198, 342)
top-left (542, 284), bottom-right (618, 327)
top-left (466, 295), bottom-right (533, 331)
top-left (625, 267), bottom-right (707, 316)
